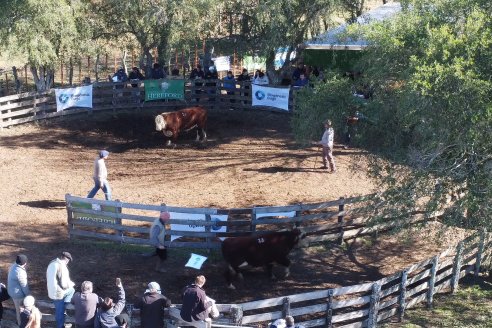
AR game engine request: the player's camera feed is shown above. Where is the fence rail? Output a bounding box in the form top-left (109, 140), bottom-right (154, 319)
top-left (0, 80), bottom-right (299, 129)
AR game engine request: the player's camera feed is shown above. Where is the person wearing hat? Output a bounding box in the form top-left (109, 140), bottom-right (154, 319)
top-left (71, 281), bottom-right (101, 328)
top-left (19, 295), bottom-right (41, 328)
top-left (7, 254), bottom-right (30, 325)
top-left (148, 211), bottom-right (171, 272)
top-left (47, 251), bottom-right (75, 328)
top-left (87, 150), bottom-right (112, 200)
top-left (95, 278), bottom-right (126, 328)
top-left (134, 281), bottom-right (171, 328)
top-left (318, 120), bottom-right (336, 173)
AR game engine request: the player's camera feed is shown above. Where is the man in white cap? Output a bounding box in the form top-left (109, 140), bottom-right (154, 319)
top-left (20, 295), bottom-right (41, 328)
top-left (134, 281), bottom-right (171, 328)
top-left (87, 150), bottom-right (112, 200)
top-left (47, 251), bottom-right (75, 328)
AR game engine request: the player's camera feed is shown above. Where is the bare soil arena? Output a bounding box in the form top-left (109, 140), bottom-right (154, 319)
top-left (0, 108), bottom-right (462, 315)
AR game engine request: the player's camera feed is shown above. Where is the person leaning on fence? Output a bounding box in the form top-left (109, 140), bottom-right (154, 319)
top-left (19, 295), bottom-right (41, 328)
top-left (7, 254), bottom-right (31, 326)
top-left (71, 281), bottom-right (102, 328)
top-left (134, 282), bottom-right (171, 328)
top-left (95, 278), bottom-right (126, 328)
top-left (223, 71), bottom-right (236, 103)
top-left (180, 275), bottom-right (219, 328)
top-left (87, 150), bottom-right (112, 201)
top-left (46, 251), bottom-right (75, 328)
top-left (129, 67), bottom-right (144, 88)
top-left (148, 212), bottom-right (170, 273)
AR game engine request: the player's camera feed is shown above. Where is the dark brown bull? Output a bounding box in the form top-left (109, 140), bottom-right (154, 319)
top-left (221, 228), bottom-right (306, 289)
top-left (155, 106), bottom-right (207, 146)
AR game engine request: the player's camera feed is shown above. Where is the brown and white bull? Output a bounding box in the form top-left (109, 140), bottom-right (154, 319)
top-left (155, 106), bottom-right (207, 146)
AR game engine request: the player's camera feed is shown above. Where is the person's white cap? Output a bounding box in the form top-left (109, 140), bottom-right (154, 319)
top-left (146, 281), bottom-right (161, 294)
top-left (23, 295), bottom-right (35, 307)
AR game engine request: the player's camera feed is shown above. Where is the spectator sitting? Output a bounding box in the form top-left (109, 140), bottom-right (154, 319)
top-left (253, 71), bottom-right (269, 85)
top-left (171, 66), bottom-right (180, 77)
top-left (135, 281), bottom-right (171, 328)
top-left (292, 63), bottom-right (305, 82)
top-left (293, 73), bottom-right (309, 88)
top-left (95, 278), bottom-right (126, 328)
top-left (150, 63), bottom-right (165, 80)
top-left (223, 71), bottom-right (236, 102)
top-left (20, 295), bottom-right (41, 328)
top-left (236, 68), bottom-right (250, 82)
top-left (128, 67), bottom-right (144, 88)
top-left (112, 68), bottom-right (128, 89)
top-left (190, 65), bottom-right (205, 80)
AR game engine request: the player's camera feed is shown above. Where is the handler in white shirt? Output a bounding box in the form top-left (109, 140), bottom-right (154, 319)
top-left (87, 149), bottom-right (112, 200)
top-left (318, 120), bottom-right (336, 173)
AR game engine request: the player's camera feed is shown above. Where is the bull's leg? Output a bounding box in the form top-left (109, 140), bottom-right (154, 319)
top-left (276, 257), bottom-right (292, 278)
top-left (265, 263), bottom-right (276, 280)
top-left (225, 264), bottom-right (238, 290)
top-left (201, 128), bottom-right (207, 142)
top-left (196, 129), bottom-right (200, 141)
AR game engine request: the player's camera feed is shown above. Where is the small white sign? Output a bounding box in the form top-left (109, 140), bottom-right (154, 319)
top-left (185, 253), bottom-right (208, 270)
top-left (213, 56), bottom-right (231, 71)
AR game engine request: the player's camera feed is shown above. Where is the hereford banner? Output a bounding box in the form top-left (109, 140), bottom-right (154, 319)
top-left (251, 84), bottom-right (290, 111)
top-left (55, 85), bottom-right (93, 112)
top-left (169, 212), bottom-right (228, 242)
top-left (144, 79), bottom-right (185, 101)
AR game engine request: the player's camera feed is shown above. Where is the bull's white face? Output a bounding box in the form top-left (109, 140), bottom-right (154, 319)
top-left (155, 114), bottom-right (167, 131)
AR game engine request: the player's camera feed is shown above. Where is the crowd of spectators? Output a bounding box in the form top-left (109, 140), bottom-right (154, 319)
top-left (0, 253), bottom-right (220, 328)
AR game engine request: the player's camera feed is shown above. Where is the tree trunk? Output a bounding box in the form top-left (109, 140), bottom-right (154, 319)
top-left (30, 66), bottom-right (54, 92)
top-left (121, 50), bottom-right (128, 73)
top-left (95, 54), bottom-right (100, 81)
top-left (68, 58), bottom-right (74, 86)
top-left (12, 66), bottom-right (21, 93)
top-left (143, 47), bottom-right (154, 78)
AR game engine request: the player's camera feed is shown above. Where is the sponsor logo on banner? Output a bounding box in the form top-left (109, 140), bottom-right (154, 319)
top-left (144, 79), bottom-right (185, 101)
top-left (169, 212), bottom-right (228, 241)
top-left (252, 84), bottom-right (290, 111)
top-left (55, 85), bottom-right (93, 112)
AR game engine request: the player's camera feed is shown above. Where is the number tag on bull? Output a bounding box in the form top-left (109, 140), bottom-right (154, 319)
top-left (257, 237), bottom-right (265, 244)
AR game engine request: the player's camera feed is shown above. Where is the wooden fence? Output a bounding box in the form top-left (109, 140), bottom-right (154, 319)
top-left (65, 194), bottom-right (414, 249)
top-left (0, 80), bottom-right (299, 129)
top-left (0, 229), bottom-right (488, 328)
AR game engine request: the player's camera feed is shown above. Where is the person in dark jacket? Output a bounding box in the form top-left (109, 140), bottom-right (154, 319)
top-left (190, 65), bottom-right (205, 102)
top-left (0, 278), bottom-right (10, 327)
top-left (180, 275), bottom-right (218, 327)
top-left (128, 67), bottom-right (144, 88)
top-left (135, 282), bottom-right (171, 328)
top-left (72, 281), bottom-right (101, 328)
top-left (95, 278), bottom-right (125, 328)
top-left (151, 63), bottom-right (165, 80)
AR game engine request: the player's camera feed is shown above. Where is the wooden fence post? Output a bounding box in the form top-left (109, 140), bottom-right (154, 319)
top-left (205, 214), bottom-right (211, 254)
top-left (398, 269), bottom-right (408, 322)
top-left (367, 281), bottom-right (381, 328)
top-left (282, 297), bottom-right (291, 317)
top-left (451, 241), bottom-right (464, 293)
top-left (230, 305), bottom-right (243, 326)
top-left (65, 193), bottom-right (73, 239)
top-left (475, 229), bottom-right (486, 278)
top-left (115, 199), bottom-right (123, 242)
top-left (251, 208), bottom-right (257, 233)
top-left (325, 289), bottom-right (333, 328)
top-left (426, 255), bottom-right (439, 309)
top-left (337, 197), bottom-right (345, 245)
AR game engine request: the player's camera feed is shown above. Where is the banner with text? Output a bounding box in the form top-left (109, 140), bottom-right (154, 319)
top-left (55, 85), bottom-right (93, 112)
top-left (252, 85), bottom-right (290, 111)
top-left (169, 212), bottom-right (228, 241)
top-left (144, 79), bottom-right (185, 101)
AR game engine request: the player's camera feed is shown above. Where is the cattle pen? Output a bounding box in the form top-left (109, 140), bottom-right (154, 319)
top-left (60, 194), bottom-right (492, 328)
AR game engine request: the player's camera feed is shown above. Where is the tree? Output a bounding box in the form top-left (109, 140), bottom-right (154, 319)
top-left (0, 0), bottom-right (81, 91)
top-left (294, 0), bottom-right (492, 231)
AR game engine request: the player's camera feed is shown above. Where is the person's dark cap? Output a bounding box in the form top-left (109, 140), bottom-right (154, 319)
top-left (16, 254), bottom-right (28, 265)
top-left (115, 313), bottom-right (130, 327)
top-left (61, 251), bottom-right (73, 262)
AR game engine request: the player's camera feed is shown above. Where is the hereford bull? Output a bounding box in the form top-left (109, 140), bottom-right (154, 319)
top-left (155, 106), bottom-right (207, 146)
top-left (221, 228), bottom-right (306, 289)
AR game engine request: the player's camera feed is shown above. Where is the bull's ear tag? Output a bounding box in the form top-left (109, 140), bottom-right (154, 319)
top-left (257, 237), bottom-right (265, 244)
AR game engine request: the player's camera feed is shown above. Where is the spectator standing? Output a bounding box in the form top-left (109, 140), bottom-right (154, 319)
top-left (190, 65), bottom-right (205, 102)
top-left (150, 212), bottom-right (170, 273)
top-left (252, 71), bottom-right (269, 85)
top-left (47, 251), bottom-right (75, 328)
top-left (0, 273), bottom-right (11, 327)
top-left (171, 66), bottom-right (180, 77)
top-left (112, 68), bottom-right (128, 87)
top-left (7, 254), bottom-right (30, 325)
top-left (318, 120), bottom-right (336, 173)
top-left (291, 63), bottom-right (305, 82)
top-left (87, 150), bottom-right (112, 200)
top-left (95, 278), bottom-right (126, 328)
top-left (222, 71), bottom-right (236, 103)
top-left (134, 282), bottom-right (171, 328)
top-left (180, 275), bottom-right (219, 328)
top-left (150, 63), bottom-right (165, 80)
top-left (237, 68), bottom-right (250, 104)
top-left (128, 67), bottom-right (144, 88)
top-left (19, 295), bottom-right (41, 328)
top-left (72, 281), bottom-right (101, 328)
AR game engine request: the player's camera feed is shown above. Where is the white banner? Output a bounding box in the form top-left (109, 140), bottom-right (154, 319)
top-left (169, 212), bottom-right (228, 241)
top-left (213, 56), bottom-right (231, 71)
top-left (251, 85), bottom-right (290, 111)
top-left (55, 85), bottom-right (93, 112)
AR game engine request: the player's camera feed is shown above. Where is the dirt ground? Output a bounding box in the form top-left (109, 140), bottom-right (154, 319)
top-left (0, 108), bottom-right (464, 310)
